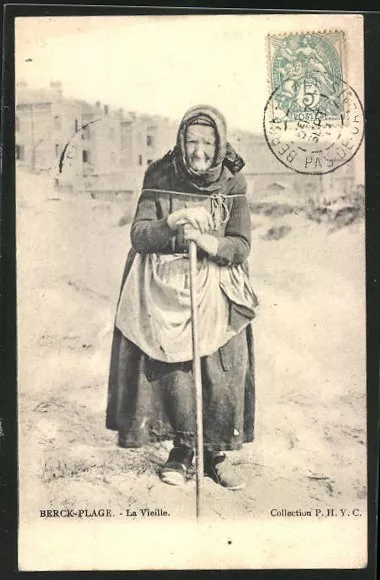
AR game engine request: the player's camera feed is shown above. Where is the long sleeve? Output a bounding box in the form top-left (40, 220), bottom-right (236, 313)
top-left (214, 177), bottom-right (252, 266)
top-left (130, 158), bottom-right (252, 260)
top-left (130, 169), bottom-right (173, 254)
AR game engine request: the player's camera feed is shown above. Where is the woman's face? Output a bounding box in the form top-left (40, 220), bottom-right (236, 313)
top-left (185, 124), bottom-right (216, 172)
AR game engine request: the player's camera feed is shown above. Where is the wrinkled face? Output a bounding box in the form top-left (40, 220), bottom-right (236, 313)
top-left (185, 124), bottom-right (216, 172)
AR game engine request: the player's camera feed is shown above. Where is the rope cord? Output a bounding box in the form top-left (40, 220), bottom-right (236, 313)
top-left (141, 187), bottom-right (245, 199)
top-left (141, 188), bottom-right (245, 230)
top-left (209, 193), bottom-right (230, 228)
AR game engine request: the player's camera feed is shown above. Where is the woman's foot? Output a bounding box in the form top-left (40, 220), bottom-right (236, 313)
top-left (160, 447), bottom-right (194, 486)
top-left (204, 452), bottom-right (245, 490)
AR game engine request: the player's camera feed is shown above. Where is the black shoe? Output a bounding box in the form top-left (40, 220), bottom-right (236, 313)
top-left (160, 447), bottom-right (194, 486)
top-left (204, 452), bottom-right (245, 490)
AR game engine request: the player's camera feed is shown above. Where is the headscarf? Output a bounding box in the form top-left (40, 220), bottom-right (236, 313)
top-left (172, 105), bottom-right (245, 193)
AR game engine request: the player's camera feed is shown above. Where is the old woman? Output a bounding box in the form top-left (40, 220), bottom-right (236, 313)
top-left (106, 105), bottom-right (258, 490)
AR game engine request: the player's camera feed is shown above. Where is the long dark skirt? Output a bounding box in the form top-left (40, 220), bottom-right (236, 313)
top-left (106, 325), bottom-right (255, 452)
top-left (106, 247), bottom-right (256, 450)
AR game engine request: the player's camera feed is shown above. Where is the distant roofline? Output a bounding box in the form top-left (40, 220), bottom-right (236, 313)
top-left (15, 82), bottom-right (263, 137)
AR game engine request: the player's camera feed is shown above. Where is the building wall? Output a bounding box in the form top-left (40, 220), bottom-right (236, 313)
top-left (16, 84), bottom-right (360, 198)
top-left (232, 130), bottom-right (357, 203)
top-left (16, 97), bottom-right (84, 188)
top-left (119, 114), bottom-right (176, 180)
top-left (120, 120), bottom-right (134, 168)
top-left (145, 117), bottom-right (177, 163)
top-left (53, 100), bottom-right (84, 187)
top-left (133, 117), bottom-right (149, 169)
top-left (16, 103), bottom-right (53, 171)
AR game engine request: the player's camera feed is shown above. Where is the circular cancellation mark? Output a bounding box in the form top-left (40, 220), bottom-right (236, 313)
top-left (263, 79), bottom-right (364, 175)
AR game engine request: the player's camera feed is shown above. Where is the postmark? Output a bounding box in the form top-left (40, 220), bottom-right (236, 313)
top-left (264, 31), bottom-right (364, 174)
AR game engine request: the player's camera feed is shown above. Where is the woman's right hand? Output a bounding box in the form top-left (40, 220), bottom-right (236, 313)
top-left (167, 206), bottom-right (213, 234)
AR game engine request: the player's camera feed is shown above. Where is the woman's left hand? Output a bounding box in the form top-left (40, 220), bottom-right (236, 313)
top-left (183, 224), bottom-right (219, 257)
top-left (183, 223), bottom-right (201, 243)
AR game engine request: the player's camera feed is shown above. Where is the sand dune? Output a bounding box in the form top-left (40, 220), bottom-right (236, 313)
top-left (16, 169), bottom-right (366, 524)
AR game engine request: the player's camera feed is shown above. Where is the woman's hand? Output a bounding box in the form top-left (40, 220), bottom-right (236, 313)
top-left (183, 223), bottom-right (201, 243)
top-left (167, 206), bottom-right (213, 233)
top-left (183, 224), bottom-right (219, 257)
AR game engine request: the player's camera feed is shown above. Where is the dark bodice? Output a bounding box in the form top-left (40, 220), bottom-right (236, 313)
top-left (130, 154), bottom-right (252, 267)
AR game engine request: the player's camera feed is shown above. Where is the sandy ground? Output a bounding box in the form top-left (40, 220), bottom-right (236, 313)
top-left (16, 169), bottom-right (367, 522)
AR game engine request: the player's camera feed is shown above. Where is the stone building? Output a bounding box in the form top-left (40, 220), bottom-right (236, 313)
top-left (16, 81), bottom-right (83, 187)
top-left (118, 112), bottom-right (177, 195)
top-left (230, 129), bottom-right (358, 205)
top-left (16, 82), bottom-right (178, 197)
top-left (16, 82), bottom-right (360, 201)
top-left (74, 100), bottom-right (125, 195)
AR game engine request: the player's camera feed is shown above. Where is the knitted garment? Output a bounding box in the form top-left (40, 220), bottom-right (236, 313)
top-left (130, 153), bottom-right (252, 267)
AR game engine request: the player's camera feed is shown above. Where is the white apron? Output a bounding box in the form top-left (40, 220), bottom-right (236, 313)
top-left (116, 253), bottom-right (256, 363)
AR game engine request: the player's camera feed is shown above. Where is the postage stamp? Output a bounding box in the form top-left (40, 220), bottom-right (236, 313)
top-left (264, 30), bottom-right (364, 174)
top-left (267, 31), bottom-right (346, 122)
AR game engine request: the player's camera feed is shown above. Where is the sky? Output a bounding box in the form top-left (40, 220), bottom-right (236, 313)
top-left (15, 14), bottom-right (364, 134)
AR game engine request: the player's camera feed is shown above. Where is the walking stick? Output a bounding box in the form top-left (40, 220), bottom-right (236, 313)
top-left (189, 239), bottom-right (204, 519)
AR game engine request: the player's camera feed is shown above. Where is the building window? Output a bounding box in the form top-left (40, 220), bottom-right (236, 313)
top-left (104, 105), bottom-right (109, 115)
top-left (109, 127), bottom-right (115, 139)
top-left (147, 134), bottom-right (153, 147)
top-left (15, 144), bottom-right (24, 161)
top-left (16, 116), bottom-right (20, 131)
top-left (83, 150), bottom-right (90, 163)
top-left (110, 151), bottom-right (116, 164)
top-left (54, 116), bottom-right (61, 130)
top-left (82, 125), bottom-right (91, 140)
top-left (138, 154), bottom-right (143, 166)
top-left (55, 144), bottom-right (60, 156)
top-left (75, 119), bottom-right (79, 132)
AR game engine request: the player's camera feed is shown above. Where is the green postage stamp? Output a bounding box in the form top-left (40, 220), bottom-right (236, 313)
top-left (264, 29), bottom-right (363, 174)
top-left (267, 31), bottom-right (346, 122)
